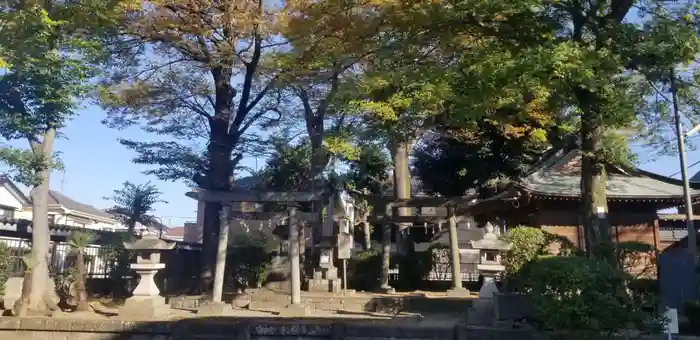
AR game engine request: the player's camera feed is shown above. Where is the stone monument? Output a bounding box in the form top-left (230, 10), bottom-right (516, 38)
top-left (467, 222), bottom-right (511, 325)
top-left (308, 190), bottom-right (350, 293)
top-left (121, 234), bottom-right (175, 318)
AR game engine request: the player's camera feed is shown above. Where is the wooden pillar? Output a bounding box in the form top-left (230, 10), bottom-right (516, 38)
top-left (212, 204), bottom-right (231, 303)
top-left (447, 206), bottom-right (463, 290)
top-left (288, 207), bottom-right (301, 305)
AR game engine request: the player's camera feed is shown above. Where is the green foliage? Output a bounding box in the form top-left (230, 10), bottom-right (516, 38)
top-left (345, 145), bottom-right (391, 196)
top-left (67, 230), bottom-right (97, 254)
top-left (501, 227), bottom-right (549, 276)
top-left (413, 124), bottom-right (555, 197)
top-left (349, 250), bottom-right (381, 291)
top-left (0, 0), bottom-right (104, 186)
top-left (614, 241), bottom-right (657, 279)
top-left (105, 181), bottom-right (165, 235)
top-left (684, 300), bottom-right (700, 335)
top-left (97, 232), bottom-right (132, 280)
top-left (257, 139), bottom-right (313, 192)
top-left (512, 256), bottom-right (664, 339)
top-left (0, 243), bottom-right (12, 296)
top-left (227, 231), bottom-right (275, 290)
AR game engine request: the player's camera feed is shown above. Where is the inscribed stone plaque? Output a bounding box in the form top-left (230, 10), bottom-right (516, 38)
top-left (337, 232), bottom-right (354, 259)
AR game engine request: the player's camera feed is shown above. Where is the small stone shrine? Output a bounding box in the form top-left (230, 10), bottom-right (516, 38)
top-left (467, 222), bottom-right (511, 325)
top-left (121, 234), bottom-right (175, 318)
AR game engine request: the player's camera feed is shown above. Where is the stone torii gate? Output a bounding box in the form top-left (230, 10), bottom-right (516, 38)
top-left (363, 194), bottom-right (505, 295)
top-left (186, 188), bottom-right (324, 315)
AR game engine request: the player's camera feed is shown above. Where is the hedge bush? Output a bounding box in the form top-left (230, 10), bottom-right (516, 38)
top-left (511, 256), bottom-right (664, 339)
top-left (0, 243), bottom-right (10, 296)
top-left (500, 226), bottom-right (548, 275)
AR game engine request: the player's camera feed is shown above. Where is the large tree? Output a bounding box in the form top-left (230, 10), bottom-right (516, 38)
top-left (98, 0), bottom-right (297, 285)
top-left (444, 0), bottom-right (700, 261)
top-left (413, 121), bottom-right (563, 198)
top-left (344, 145), bottom-right (391, 250)
top-left (0, 0), bottom-right (104, 315)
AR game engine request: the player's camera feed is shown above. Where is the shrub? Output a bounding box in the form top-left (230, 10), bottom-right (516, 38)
top-left (500, 226), bottom-right (548, 275)
top-left (684, 300), bottom-right (700, 335)
top-left (511, 256), bottom-right (664, 339)
top-left (0, 243), bottom-right (11, 296)
top-left (227, 231), bottom-right (275, 290)
top-left (615, 241), bottom-right (657, 278)
top-left (395, 245), bottom-right (436, 290)
top-left (349, 250), bottom-right (381, 291)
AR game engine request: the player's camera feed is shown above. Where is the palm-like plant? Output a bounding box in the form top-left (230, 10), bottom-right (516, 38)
top-left (105, 181), bottom-right (164, 298)
top-left (105, 181), bottom-right (165, 237)
top-left (68, 230), bottom-right (96, 312)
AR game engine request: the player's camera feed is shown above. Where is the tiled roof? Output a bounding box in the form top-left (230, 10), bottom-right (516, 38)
top-left (165, 226), bottom-right (185, 237)
top-left (31, 189), bottom-right (115, 220)
top-left (516, 148), bottom-right (700, 199)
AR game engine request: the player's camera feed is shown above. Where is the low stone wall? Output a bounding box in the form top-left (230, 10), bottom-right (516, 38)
top-left (1, 317), bottom-right (699, 340)
top-left (170, 291), bottom-right (475, 315)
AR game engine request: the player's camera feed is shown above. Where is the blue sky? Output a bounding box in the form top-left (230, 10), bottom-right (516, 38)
top-left (5, 104), bottom-right (262, 227)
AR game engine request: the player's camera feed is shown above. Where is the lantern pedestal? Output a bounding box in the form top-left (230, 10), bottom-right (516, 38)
top-left (466, 223), bottom-right (511, 326)
top-left (308, 239), bottom-right (341, 293)
top-left (121, 235), bottom-right (175, 318)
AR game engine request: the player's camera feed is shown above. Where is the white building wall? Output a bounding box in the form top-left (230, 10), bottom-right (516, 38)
top-left (0, 187), bottom-right (23, 210)
top-left (19, 210), bottom-right (124, 232)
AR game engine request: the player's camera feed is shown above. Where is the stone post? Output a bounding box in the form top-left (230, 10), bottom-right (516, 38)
top-left (212, 205), bottom-right (231, 303)
top-left (447, 206), bottom-right (466, 296)
top-left (379, 204), bottom-right (394, 293)
top-left (288, 207), bottom-right (301, 305)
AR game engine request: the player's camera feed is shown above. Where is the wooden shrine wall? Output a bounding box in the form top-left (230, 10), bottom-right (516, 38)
top-left (527, 209), bottom-right (658, 277)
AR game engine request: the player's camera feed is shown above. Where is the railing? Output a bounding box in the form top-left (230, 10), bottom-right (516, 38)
top-left (659, 227), bottom-right (688, 242)
top-left (0, 236), bottom-right (115, 278)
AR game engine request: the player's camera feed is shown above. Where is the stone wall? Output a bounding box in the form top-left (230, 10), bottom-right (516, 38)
top-left (1, 317), bottom-right (699, 340)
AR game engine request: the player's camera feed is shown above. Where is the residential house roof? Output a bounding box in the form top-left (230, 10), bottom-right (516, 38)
top-left (690, 170), bottom-right (700, 183)
top-left (162, 226), bottom-right (184, 241)
top-left (0, 176), bottom-right (30, 207)
top-left (511, 144), bottom-right (700, 201)
top-left (30, 188), bottom-right (116, 222)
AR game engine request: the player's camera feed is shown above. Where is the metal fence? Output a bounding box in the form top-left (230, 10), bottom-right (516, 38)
top-left (0, 236), bottom-right (115, 278)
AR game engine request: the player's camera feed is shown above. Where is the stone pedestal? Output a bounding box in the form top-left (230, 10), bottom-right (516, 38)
top-left (197, 301), bottom-right (232, 316)
top-left (446, 287), bottom-right (470, 298)
top-left (478, 273), bottom-right (499, 299)
top-left (308, 267), bottom-right (341, 293)
top-left (122, 295), bottom-right (170, 318)
top-left (122, 263), bottom-right (170, 318)
top-left (467, 272), bottom-right (499, 325)
top-left (278, 303), bottom-right (310, 317)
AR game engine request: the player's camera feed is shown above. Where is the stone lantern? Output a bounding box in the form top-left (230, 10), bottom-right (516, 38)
top-left (122, 234), bottom-right (175, 317)
top-left (470, 222), bottom-right (511, 299)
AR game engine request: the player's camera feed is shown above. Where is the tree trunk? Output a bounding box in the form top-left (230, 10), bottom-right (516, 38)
top-left (200, 201), bottom-right (221, 292)
top-left (578, 90), bottom-right (614, 263)
top-left (15, 128), bottom-right (58, 316)
top-left (74, 251), bottom-right (90, 312)
top-left (309, 131), bottom-right (325, 248)
top-left (200, 126), bottom-right (234, 293)
top-left (362, 220), bottom-right (371, 250)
